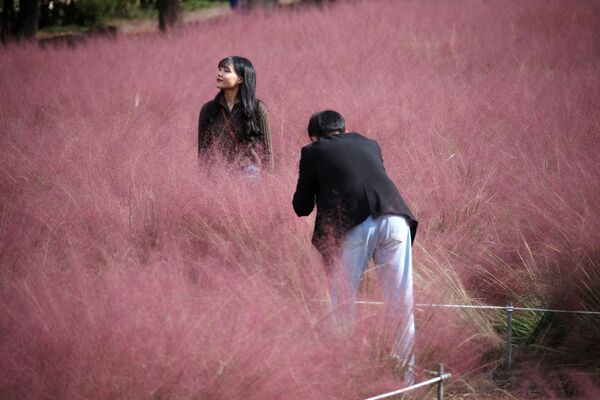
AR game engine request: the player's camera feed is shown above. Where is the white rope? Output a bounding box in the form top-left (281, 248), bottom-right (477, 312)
top-left (511, 306), bottom-right (600, 315)
top-left (418, 303), bottom-right (600, 315)
top-left (363, 373), bottom-right (452, 400)
top-left (352, 301), bottom-right (600, 315)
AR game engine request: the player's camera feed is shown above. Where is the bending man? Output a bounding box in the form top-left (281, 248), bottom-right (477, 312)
top-left (292, 110), bottom-right (418, 381)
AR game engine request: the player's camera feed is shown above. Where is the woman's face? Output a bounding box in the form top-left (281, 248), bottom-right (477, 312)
top-left (216, 63), bottom-right (243, 90)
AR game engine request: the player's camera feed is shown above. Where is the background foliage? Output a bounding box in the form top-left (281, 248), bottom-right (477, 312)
top-left (37, 0), bottom-right (224, 28)
top-left (1, 0), bottom-right (599, 398)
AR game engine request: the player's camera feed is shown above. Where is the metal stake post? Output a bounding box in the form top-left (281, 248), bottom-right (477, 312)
top-left (437, 364), bottom-right (444, 400)
top-left (506, 302), bottom-right (513, 370)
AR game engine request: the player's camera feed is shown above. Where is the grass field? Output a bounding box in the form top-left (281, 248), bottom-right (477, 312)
top-left (1, 0), bottom-right (599, 398)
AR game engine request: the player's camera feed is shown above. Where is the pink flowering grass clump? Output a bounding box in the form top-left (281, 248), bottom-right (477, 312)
top-left (1, 0), bottom-right (600, 398)
top-left (1, 250), bottom-right (407, 399)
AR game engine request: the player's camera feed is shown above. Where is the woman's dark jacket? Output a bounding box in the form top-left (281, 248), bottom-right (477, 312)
top-left (198, 92), bottom-right (272, 169)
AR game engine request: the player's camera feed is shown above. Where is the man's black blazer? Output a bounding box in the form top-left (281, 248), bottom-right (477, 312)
top-left (293, 132), bottom-right (417, 253)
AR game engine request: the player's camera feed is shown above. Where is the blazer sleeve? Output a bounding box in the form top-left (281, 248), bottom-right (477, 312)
top-left (374, 139), bottom-right (385, 164)
top-left (293, 146), bottom-right (317, 217)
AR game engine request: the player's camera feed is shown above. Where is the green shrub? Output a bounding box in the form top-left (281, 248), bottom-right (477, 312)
top-left (75, 0), bottom-right (139, 24)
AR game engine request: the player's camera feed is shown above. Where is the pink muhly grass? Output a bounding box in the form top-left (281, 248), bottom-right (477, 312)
top-left (1, 0), bottom-right (600, 398)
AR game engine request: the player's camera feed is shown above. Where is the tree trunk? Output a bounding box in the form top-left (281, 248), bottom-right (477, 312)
top-left (14, 0), bottom-right (40, 40)
top-left (157, 0), bottom-right (179, 32)
top-left (1, 0), bottom-right (14, 43)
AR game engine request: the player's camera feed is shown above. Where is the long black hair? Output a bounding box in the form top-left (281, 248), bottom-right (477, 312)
top-left (217, 56), bottom-right (260, 137)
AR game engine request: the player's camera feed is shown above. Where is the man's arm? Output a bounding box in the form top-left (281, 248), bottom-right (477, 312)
top-left (293, 146), bottom-right (316, 216)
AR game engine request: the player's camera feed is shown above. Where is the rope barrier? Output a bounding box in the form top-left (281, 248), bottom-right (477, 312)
top-left (315, 298), bottom-right (599, 400)
top-left (363, 373), bottom-right (452, 400)
top-left (325, 299), bottom-right (600, 400)
top-left (352, 301), bottom-right (600, 315)
top-left (421, 303), bottom-right (600, 316)
top-left (510, 306), bottom-right (600, 315)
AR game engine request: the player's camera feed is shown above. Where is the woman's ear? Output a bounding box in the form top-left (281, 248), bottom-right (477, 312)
top-left (237, 76), bottom-right (244, 85)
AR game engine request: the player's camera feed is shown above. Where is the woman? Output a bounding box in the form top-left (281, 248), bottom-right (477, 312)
top-left (198, 56), bottom-right (272, 174)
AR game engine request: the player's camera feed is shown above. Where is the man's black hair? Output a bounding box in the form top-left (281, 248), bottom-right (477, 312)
top-left (307, 110), bottom-right (345, 138)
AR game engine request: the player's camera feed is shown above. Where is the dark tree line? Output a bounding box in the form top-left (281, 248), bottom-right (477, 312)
top-left (1, 0), bottom-right (337, 43)
top-left (1, 0), bottom-right (41, 43)
top-left (157, 0), bottom-right (178, 32)
top-left (1, 0), bottom-right (179, 43)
